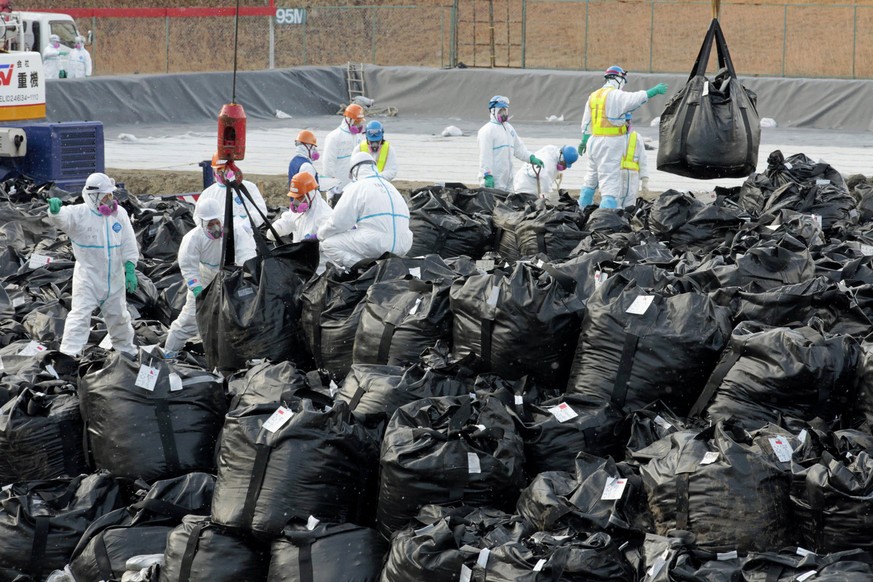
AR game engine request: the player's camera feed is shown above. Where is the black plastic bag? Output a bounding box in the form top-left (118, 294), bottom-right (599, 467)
top-left (267, 521), bottom-right (387, 582)
top-left (211, 399), bottom-right (378, 537)
top-left (658, 18), bottom-right (760, 179)
top-left (377, 395), bottom-right (525, 538)
top-left (78, 349), bottom-right (227, 482)
top-left (407, 190), bottom-right (493, 259)
top-left (0, 472), bottom-right (122, 581)
top-left (68, 472), bottom-right (215, 582)
top-left (197, 181), bottom-right (319, 370)
top-left (160, 514), bottom-right (269, 582)
top-left (0, 387), bottom-right (87, 485)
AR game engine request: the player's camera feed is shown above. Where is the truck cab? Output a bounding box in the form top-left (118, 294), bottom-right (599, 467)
top-left (0, 11), bottom-right (83, 57)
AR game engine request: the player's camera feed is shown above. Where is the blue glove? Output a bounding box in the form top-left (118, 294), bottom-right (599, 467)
top-left (303, 233), bottom-right (318, 241)
top-left (529, 155), bottom-right (544, 168)
top-left (124, 261), bottom-right (138, 293)
top-left (192, 285), bottom-right (203, 297)
top-left (483, 174), bottom-right (495, 189)
top-left (646, 83), bottom-right (668, 99)
top-left (48, 198), bottom-right (62, 214)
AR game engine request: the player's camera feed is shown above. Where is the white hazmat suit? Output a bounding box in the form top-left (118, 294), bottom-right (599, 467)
top-left (164, 202), bottom-right (257, 354)
top-left (42, 36), bottom-right (65, 79)
top-left (196, 179), bottom-right (268, 232)
top-left (67, 40), bottom-right (92, 78)
top-left (322, 120), bottom-right (363, 192)
top-left (317, 154), bottom-right (412, 269)
top-left (47, 184), bottom-right (139, 356)
top-left (513, 145), bottom-right (563, 199)
top-left (616, 131), bottom-right (650, 208)
top-left (477, 110), bottom-right (534, 191)
top-left (580, 79), bottom-right (650, 205)
top-left (269, 192), bottom-right (333, 273)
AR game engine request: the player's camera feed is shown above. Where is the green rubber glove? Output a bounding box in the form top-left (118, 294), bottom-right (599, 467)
top-left (48, 198), bottom-right (62, 214)
top-left (192, 285), bottom-right (203, 297)
top-left (646, 83), bottom-right (668, 99)
top-left (529, 154), bottom-right (544, 168)
top-left (124, 261), bottom-right (138, 293)
top-left (578, 134), bottom-right (590, 155)
top-left (483, 174), bottom-right (495, 188)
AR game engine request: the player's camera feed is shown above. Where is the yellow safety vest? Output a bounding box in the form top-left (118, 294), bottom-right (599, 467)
top-left (589, 87), bottom-right (628, 137)
top-left (621, 132), bottom-right (640, 171)
top-left (359, 140), bottom-right (390, 172)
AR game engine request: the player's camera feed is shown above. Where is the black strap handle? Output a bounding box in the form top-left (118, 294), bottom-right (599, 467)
top-left (95, 532), bottom-right (116, 581)
top-left (688, 340), bottom-right (746, 417)
top-left (235, 180), bottom-right (286, 246)
top-left (675, 473), bottom-right (691, 530)
top-left (242, 443), bottom-right (272, 529)
top-left (610, 333), bottom-right (640, 410)
top-left (29, 515), bottom-right (51, 581)
top-left (178, 521), bottom-right (206, 582)
top-left (220, 181), bottom-right (237, 267)
top-left (154, 399), bottom-right (182, 476)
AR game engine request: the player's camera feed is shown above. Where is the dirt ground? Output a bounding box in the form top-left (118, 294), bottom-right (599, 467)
top-left (108, 168), bottom-right (445, 207)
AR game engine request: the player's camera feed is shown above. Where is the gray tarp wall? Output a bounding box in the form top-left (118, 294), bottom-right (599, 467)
top-left (47, 65), bottom-right (873, 132)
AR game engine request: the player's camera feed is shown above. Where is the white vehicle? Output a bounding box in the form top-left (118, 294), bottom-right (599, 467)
top-left (0, 11), bottom-right (87, 68)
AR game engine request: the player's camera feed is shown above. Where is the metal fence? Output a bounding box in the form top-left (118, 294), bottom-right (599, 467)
top-left (79, 1), bottom-right (873, 79)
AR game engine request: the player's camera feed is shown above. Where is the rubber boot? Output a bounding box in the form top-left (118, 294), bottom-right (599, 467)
top-left (578, 186), bottom-right (596, 207)
top-left (600, 195), bottom-right (618, 209)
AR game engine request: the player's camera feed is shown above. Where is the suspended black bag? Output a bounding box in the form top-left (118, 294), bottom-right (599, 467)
top-left (197, 181), bottom-right (319, 370)
top-left (211, 399), bottom-right (378, 537)
top-left (450, 261), bottom-right (585, 388)
top-left (377, 395), bottom-right (525, 539)
top-left (352, 277), bottom-right (452, 367)
top-left (160, 514), bottom-right (269, 582)
top-left (566, 273), bottom-right (733, 416)
top-left (0, 472), bottom-right (122, 581)
top-left (407, 190), bottom-right (493, 259)
top-left (634, 420), bottom-right (799, 552)
top-left (68, 472), bottom-right (215, 582)
top-left (0, 386), bottom-right (87, 485)
top-left (78, 349), bottom-right (227, 482)
top-left (657, 18), bottom-right (760, 179)
top-left (267, 521), bottom-right (388, 582)
top-left (688, 321), bottom-right (861, 429)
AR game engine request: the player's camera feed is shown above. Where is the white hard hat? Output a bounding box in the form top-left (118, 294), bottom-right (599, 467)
top-left (194, 198), bottom-right (223, 222)
top-left (348, 150), bottom-right (375, 179)
top-left (82, 172), bottom-right (116, 196)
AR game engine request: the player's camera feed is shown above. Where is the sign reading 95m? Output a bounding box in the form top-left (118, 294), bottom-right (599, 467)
top-left (275, 8), bottom-right (307, 25)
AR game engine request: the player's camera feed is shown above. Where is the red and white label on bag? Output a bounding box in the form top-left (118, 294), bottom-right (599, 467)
top-left (769, 437), bottom-right (793, 462)
top-left (594, 270), bottom-right (608, 289)
top-left (18, 340), bottom-right (47, 357)
top-left (134, 364), bottom-right (160, 391)
top-left (601, 477), bottom-right (628, 501)
top-left (548, 402), bottom-right (578, 423)
top-left (262, 406), bottom-right (293, 433)
top-left (28, 254), bottom-right (53, 269)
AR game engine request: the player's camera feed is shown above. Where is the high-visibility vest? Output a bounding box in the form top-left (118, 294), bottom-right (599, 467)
top-left (359, 140), bottom-right (390, 172)
top-left (589, 87), bottom-right (628, 137)
top-left (621, 133), bottom-right (640, 171)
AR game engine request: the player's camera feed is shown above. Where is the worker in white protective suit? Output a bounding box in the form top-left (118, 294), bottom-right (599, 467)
top-left (163, 199), bottom-right (256, 357)
top-left (321, 103), bottom-right (366, 201)
top-left (578, 65), bottom-right (667, 209)
top-left (67, 36), bottom-right (92, 78)
top-left (287, 129), bottom-right (320, 186)
top-left (196, 152), bottom-right (268, 233)
top-left (615, 128), bottom-right (650, 208)
top-left (359, 120), bottom-right (398, 182)
top-left (317, 151), bottom-right (412, 269)
top-left (513, 145), bottom-right (580, 201)
top-left (269, 172), bottom-right (333, 273)
top-left (46, 173), bottom-right (139, 357)
top-left (42, 34), bottom-right (66, 79)
top-left (477, 95), bottom-right (543, 191)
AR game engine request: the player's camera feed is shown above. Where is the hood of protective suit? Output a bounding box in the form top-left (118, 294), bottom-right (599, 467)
top-left (82, 191), bottom-right (104, 214)
top-left (489, 109), bottom-right (508, 124)
top-left (605, 78), bottom-right (624, 90)
top-left (295, 143), bottom-right (314, 158)
top-left (352, 162), bottom-right (379, 182)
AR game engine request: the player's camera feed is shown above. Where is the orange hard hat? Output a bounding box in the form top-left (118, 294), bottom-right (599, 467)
top-left (211, 151), bottom-right (226, 168)
top-left (288, 172), bottom-right (319, 199)
top-left (344, 103), bottom-right (365, 122)
top-left (296, 130), bottom-right (317, 146)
